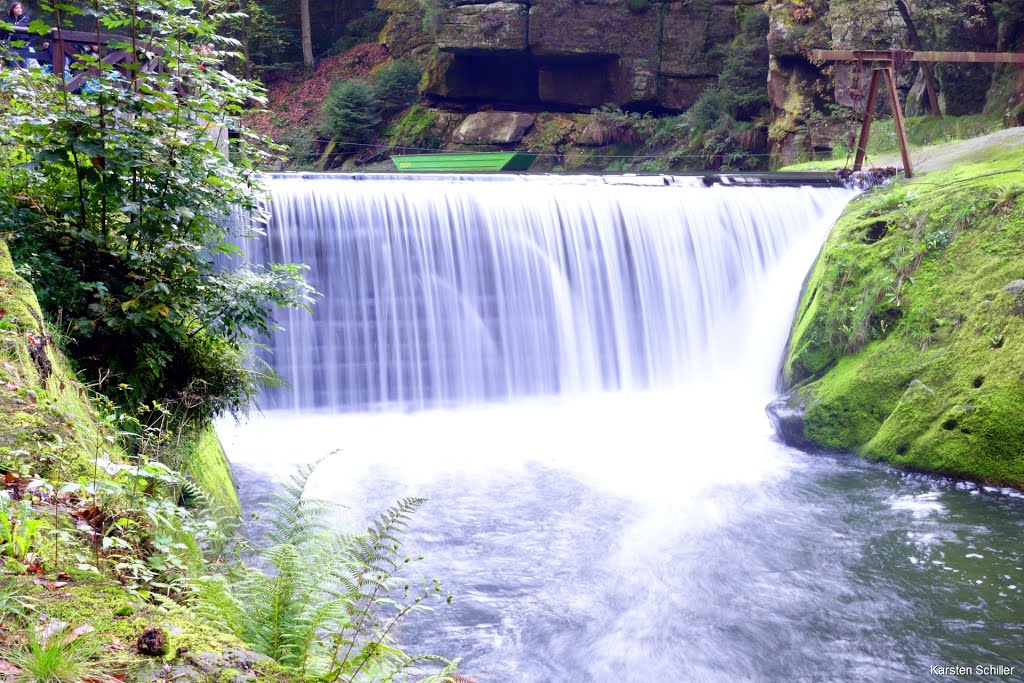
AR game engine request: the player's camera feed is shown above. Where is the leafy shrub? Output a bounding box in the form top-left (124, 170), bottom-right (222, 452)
top-left (0, 2), bottom-right (313, 427)
top-left (320, 80), bottom-right (382, 150)
top-left (371, 60), bottom-right (421, 114)
top-left (924, 229), bottom-right (953, 250)
top-left (0, 493), bottom-right (43, 562)
top-left (685, 87), bottom-right (732, 135)
top-left (717, 44), bottom-right (770, 118)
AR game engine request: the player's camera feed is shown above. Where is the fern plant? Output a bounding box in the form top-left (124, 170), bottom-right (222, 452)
top-left (194, 461), bottom-right (458, 682)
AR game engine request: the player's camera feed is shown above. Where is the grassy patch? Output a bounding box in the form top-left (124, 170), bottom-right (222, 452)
top-left (781, 114), bottom-right (1005, 171)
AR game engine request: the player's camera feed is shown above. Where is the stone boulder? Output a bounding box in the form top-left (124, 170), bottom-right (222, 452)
top-left (453, 111), bottom-right (536, 144)
top-left (438, 2), bottom-right (529, 53)
top-left (766, 393), bottom-right (818, 452)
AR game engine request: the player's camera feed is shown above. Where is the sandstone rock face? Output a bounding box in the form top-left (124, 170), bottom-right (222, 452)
top-left (438, 3), bottom-right (529, 53)
top-left (659, 1), bottom-right (730, 108)
top-left (453, 111), bottom-right (536, 143)
top-left (422, 0), bottom-right (739, 111)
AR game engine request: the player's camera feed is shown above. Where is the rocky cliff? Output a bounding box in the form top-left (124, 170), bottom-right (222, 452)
top-left (384, 0), bottom-right (762, 112)
top-left (372, 0), bottom-right (1024, 165)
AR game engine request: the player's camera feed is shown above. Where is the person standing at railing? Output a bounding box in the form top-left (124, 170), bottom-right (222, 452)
top-left (2, 2), bottom-right (34, 67)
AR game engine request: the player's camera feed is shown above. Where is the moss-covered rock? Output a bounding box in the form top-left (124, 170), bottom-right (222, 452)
top-left (177, 422), bottom-right (241, 518)
top-left (0, 240), bottom-right (118, 482)
top-left (0, 239), bottom-right (262, 679)
top-left (775, 143), bottom-right (1024, 486)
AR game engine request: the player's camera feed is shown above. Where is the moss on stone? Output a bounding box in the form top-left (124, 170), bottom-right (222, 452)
top-left (0, 240), bottom-right (122, 483)
top-left (176, 421), bottom-right (241, 518)
top-left (783, 143), bottom-right (1024, 486)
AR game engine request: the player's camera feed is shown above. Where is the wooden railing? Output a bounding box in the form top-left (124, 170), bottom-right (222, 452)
top-left (7, 25), bottom-right (179, 94)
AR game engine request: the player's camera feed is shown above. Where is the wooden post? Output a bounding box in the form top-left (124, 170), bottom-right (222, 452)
top-left (853, 68), bottom-right (882, 172)
top-left (882, 66), bottom-right (913, 178)
top-left (51, 30), bottom-right (65, 77)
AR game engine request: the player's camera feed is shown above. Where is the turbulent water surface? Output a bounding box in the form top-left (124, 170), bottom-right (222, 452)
top-left (220, 174), bottom-right (1024, 682)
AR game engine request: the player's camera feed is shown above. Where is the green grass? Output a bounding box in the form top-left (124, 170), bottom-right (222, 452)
top-left (781, 114), bottom-right (1004, 171)
top-left (783, 143), bottom-right (1024, 485)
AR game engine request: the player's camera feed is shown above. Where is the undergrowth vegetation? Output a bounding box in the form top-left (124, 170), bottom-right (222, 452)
top-left (0, 1), bottom-right (458, 680)
top-left (195, 463), bottom-right (456, 681)
top-left (0, 356), bottom-right (454, 681)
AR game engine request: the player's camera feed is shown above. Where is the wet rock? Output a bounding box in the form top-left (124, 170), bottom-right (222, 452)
top-left (129, 648), bottom-right (274, 683)
top-left (905, 379), bottom-right (935, 398)
top-left (1005, 279), bottom-right (1024, 315)
top-left (1003, 279), bottom-right (1024, 297)
top-left (765, 393), bottom-right (817, 451)
top-left (454, 111), bottom-right (535, 144)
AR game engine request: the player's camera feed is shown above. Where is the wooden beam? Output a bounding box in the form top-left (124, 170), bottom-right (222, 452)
top-left (65, 49), bottom-right (128, 93)
top-left (10, 26), bottom-right (130, 45)
top-left (881, 67), bottom-right (913, 178)
top-left (811, 49), bottom-right (1024, 64)
top-left (853, 69), bottom-right (882, 172)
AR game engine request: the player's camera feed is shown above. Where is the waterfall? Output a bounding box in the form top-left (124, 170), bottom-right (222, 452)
top-left (242, 173), bottom-right (852, 411)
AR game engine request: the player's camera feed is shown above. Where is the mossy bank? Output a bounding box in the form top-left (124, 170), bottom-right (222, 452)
top-left (770, 144), bottom-right (1024, 487)
top-left (0, 240), bottom-right (274, 681)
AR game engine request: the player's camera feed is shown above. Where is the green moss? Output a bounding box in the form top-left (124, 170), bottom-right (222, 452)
top-left (176, 421), bottom-right (241, 518)
top-left (0, 240), bottom-right (125, 483)
top-left (13, 572), bottom-right (297, 681)
top-left (384, 104), bottom-right (440, 149)
top-left (784, 142), bottom-right (1024, 486)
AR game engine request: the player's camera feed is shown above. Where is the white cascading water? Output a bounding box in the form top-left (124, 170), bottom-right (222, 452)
top-left (242, 174), bottom-right (851, 410)
top-left (220, 174), bottom-right (1024, 681)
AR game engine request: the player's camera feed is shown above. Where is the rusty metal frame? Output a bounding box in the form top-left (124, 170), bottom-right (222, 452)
top-left (812, 49), bottom-right (1024, 179)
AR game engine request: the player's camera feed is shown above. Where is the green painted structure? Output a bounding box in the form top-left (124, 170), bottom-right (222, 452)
top-left (391, 151), bottom-right (539, 172)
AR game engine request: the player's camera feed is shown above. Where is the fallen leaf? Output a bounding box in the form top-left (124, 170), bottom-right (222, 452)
top-left (56, 572), bottom-right (71, 580)
top-left (109, 636), bottom-right (125, 651)
top-left (37, 619), bottom-right (69, 642)
top-left (25, 561), bottom-right (45, 574)
top-left (70, 624), bottom-right (95, 640)
top-left (32, 579), bottom-right (70, 590)
top-left (0, 660), bottom-right (23, 675)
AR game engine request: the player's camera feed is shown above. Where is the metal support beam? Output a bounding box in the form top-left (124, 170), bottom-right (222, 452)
top-left (882, 67), bottom-right (913, 178)
top-left (853, 69), bottom-right (881, 172)
top-left (852, 66), bottom-right (913, 178)
top-left (811, 49), bottom-right (1024, 63)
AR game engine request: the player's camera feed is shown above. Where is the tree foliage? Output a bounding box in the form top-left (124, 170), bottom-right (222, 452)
top-left (0, 0), bottom-right (314, 426)
top-left (371, 60), bottom-right (420, 114)
top-left (320, 79), bottom-right (381, 150)
top-left (826, 0), bottom-right (988, 49)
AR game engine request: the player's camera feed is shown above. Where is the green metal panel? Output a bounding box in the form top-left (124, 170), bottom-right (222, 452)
top-left (391, 152), bottom-right (538, 172)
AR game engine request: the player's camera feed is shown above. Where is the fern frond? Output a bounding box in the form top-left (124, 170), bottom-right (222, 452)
top-left (265, 458), bottom-right (336, 546)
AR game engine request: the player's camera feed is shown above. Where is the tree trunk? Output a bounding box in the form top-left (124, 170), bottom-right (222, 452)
top-left (300, 0), bottom-right (314, 70)
top-left (239, 0), bottom-right (252, 79)
top-left (893, 0), bottom-right (941, 116)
